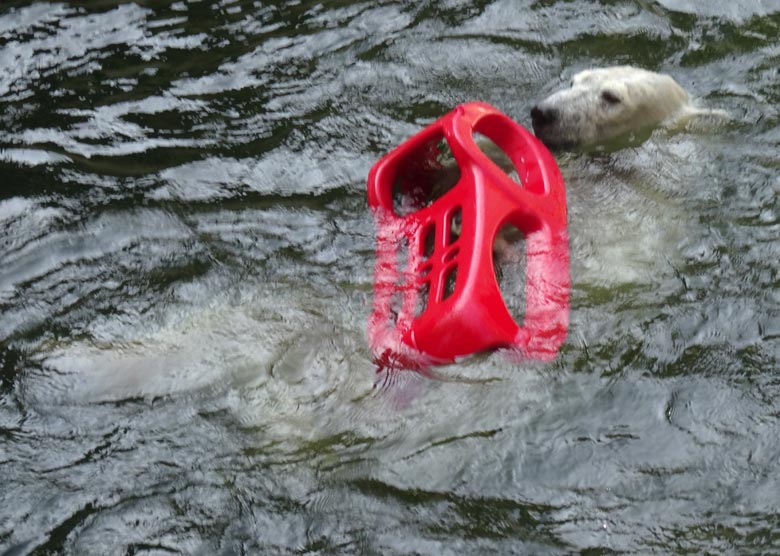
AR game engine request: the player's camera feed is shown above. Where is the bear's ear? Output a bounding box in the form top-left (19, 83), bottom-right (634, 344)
top-left (600, 89), bottom-right (622, 105)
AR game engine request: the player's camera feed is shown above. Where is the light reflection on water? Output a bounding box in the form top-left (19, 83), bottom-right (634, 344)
top-left (1, 1), bottom-right (780, 555)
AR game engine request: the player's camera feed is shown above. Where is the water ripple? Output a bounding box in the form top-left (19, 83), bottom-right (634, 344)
top-left (2, 1), bottom-right (780, 554)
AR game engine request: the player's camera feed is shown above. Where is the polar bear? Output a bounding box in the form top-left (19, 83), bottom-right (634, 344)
top-left (530, 66), bottom-right (720, 150)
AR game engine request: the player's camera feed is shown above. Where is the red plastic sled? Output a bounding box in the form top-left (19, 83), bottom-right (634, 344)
top-left (367, 102), bottom-right (569, 370)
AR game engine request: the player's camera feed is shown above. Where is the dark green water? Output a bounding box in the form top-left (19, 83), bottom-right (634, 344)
top-left (1, 1), bottom-right (779, 554)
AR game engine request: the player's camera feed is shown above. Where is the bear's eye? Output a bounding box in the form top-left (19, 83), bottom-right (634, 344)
top-left (601, 90), bottom-right (622, 105)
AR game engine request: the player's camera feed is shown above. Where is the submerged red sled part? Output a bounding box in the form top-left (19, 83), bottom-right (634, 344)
top-left (367, 102), bottom-right (570, 370)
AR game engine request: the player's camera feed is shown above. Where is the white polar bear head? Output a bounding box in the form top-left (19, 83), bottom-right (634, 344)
top-left (530, 66), bottom-right (690, 150)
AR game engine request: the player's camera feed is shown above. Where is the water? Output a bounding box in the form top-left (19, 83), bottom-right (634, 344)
top-left (1, 1), bottom-right (779, 554)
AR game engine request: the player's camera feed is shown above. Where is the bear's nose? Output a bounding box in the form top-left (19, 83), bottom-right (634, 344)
top-left (530, 105), bottom-right (558, 128)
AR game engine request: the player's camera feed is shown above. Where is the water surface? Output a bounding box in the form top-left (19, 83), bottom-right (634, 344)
top-left (1, 1), bottom-right (779, 554)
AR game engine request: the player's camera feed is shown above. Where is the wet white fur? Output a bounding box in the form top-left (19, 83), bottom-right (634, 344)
top-left (532, 66), bottom-right (726, 149)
